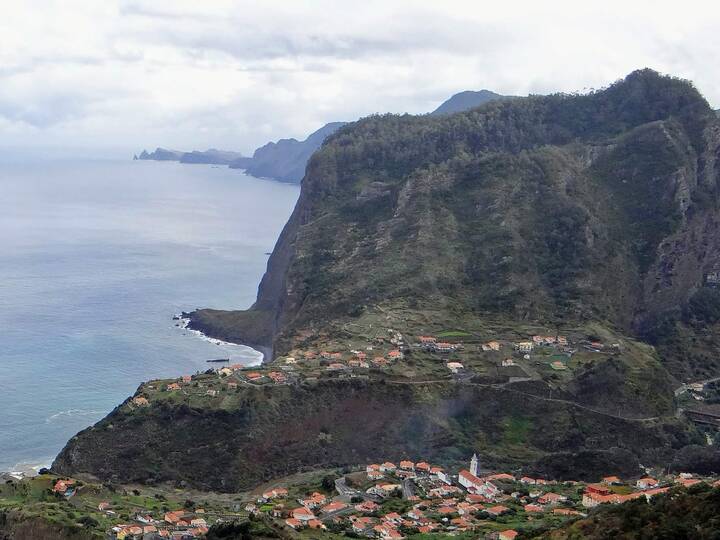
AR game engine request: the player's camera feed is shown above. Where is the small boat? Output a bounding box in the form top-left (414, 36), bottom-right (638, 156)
top-left (206, 358), bottom-right (230, 363)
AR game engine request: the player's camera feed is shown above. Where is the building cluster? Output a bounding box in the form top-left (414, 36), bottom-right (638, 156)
top-left (109, 508), bottom-right (209, 539)
top-left (52, 478), bottom-right (76, 497)
top-left (130, 363), bottom-right (302, 407)
top-left (580, 473), bottom-right (716, 507)
top-left (514, 334), bottom-right (569, 354)
top-left (247, 454), bottom-right (720, 540)
top-left (131, 328), bottom-right (615, 410)
top-left (417, 336), bottom-right (460, 353)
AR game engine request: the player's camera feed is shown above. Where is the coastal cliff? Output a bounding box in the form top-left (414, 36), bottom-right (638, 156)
top-left (137, 90), bottom-right (510, 184)
top-left (53, 377), bottom-right (696, 492)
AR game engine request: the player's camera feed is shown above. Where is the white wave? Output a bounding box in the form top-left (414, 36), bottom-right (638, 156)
top-left (175, 314), bottom-right (264, 366)
top-left (4, 460), bottom-right (51, 478)
top-left (45, 408), bottom-right (105, 423)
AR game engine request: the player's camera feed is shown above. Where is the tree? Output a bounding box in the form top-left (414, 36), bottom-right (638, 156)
top-left (78, 516), bottom-right (99, 528)
top-left (321, 474), bottom-right (337, 492)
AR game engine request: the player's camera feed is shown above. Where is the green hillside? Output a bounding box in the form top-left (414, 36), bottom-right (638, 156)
top-left (537, 484), bottom-right (720, 539)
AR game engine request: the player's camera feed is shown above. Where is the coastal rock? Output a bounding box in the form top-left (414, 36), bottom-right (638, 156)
top-left (136, 148), bottom-right (245, 165)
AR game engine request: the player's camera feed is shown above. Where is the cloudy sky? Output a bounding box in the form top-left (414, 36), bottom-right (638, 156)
top-left (2, 0), bottom-right (719, 157)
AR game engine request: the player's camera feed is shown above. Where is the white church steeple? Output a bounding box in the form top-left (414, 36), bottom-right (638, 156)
top-left (470, 453), bottom-right (479, 476)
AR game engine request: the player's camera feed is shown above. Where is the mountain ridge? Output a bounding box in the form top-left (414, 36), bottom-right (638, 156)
top-left (188, 69), bottom-right (719, 363)
top-left (135, 88), bottom-right (510, 183)
top-left (430, 89), bottom-right (511, 115)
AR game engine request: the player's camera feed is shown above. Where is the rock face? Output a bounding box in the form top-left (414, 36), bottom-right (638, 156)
top-left (191, 70), bottom-right (720, 365)
top-left (430, 89), bottom-right (510, 115)
top-left (229, 122), bottom-right (347, 183)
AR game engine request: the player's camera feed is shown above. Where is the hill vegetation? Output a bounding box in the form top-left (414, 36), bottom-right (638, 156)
top-left (137, 88), bottom-right (511, 183)
top-left (537, 484), bottom-right (720, 539)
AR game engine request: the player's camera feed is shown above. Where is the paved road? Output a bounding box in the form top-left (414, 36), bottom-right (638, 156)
top-left (334, 477), bottom-right (358, 499)
top-left (320, 505), bottom-right (357, 522)
top-left (466, 382), bottom-right (669, 422)
top-left (401, 478), bottom-right (416, 499)
top-left (674, 376), bottom-right (720, 397)
top-left (385, 356), bottom-right (720, 424)
top-left (335, 477), bottom-right (381, 503)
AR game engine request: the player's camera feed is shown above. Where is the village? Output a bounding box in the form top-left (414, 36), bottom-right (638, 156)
top-left (239, 454), bottom-right (720, 540)
top-left (0, 472), bottom-right (220, 540)
top-left (15, 452), bottom-right (719, 540)
top-left (131, 325), bottom-right (625, 410)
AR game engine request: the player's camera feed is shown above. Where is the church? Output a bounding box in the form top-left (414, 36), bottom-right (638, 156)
top-left (458, 454), bottom-right (500, 498)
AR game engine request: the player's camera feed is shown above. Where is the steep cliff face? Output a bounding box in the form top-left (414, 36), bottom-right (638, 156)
top-left (53, 378), bottom-right (697, 492)
top-left (191, 70), bottom-right (720, 371)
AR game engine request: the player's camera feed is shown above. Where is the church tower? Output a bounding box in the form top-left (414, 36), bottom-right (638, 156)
top-left (470, 453), bottom-right (479, 476)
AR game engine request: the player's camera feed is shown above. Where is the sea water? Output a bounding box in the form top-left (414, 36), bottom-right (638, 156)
top-left (0, 157), bottom-right (299, 471)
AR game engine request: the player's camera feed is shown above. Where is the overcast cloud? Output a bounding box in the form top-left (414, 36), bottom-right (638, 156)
top-left (1, 0), bottom-right (719, 156)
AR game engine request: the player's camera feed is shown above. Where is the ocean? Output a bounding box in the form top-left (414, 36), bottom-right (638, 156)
top-left (0, 157), bottom-right (299, 472)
